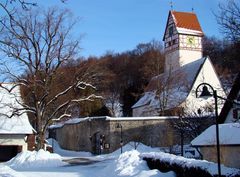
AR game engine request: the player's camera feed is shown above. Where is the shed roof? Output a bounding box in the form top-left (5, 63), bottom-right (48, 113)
top-left (191, 123), bottom-right (240, 146)
top-left (0, 83), bottom-right (34, 134)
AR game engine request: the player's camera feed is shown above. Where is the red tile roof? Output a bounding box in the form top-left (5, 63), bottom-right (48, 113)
top-left (171, 11), bottom-right (203, 33)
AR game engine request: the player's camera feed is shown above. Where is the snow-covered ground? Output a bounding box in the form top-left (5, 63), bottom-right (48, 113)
top-left (0, 141), bottom-right (239, 177)
top-left (0, 141), bottom-right (174, 177)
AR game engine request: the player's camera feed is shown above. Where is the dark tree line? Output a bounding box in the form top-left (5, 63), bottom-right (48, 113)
top-left (57, 34), bottom-right (239, 117)
top-left (51, 29), bottom-right (240, 118)
top-left (62, 40), bottom-right (165, 117)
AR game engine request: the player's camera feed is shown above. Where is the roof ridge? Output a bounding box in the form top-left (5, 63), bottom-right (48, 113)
top-left (171, 10), bottom-right (196, 14)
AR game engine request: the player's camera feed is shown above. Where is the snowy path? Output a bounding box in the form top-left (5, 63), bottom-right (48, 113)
top-left (17, 164), bottom-right (107, 177)
top-left (11, 153), bottom-right (112, 177)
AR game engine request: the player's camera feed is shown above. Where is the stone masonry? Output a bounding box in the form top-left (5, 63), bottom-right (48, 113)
top-left (49, 116), bottom-right (214, 154)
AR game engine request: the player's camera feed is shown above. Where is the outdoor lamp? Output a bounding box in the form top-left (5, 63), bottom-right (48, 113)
top-left (116, 123), bottom-right (123, 154)
top-left (199, 85), bottom-right (212, 97)
top-left (195, 83), bottom-right (221, 177)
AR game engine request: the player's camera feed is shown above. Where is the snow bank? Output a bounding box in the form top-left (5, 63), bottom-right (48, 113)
top-left (98, 150), bottom-right (175, 177)
top-left (111, 142), bottom-right (161, 156)
top-left (116, 150), bottom-right (144, 176)
top-left (141, 152), bottom-right (240, 176)
top-left (0, 165), bottom-right (26, 177)
top-left (6, 149), bottom-right (67, 169)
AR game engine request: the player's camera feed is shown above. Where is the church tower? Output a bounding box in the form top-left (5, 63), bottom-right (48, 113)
top-left (163, 11), bottom-right (204, 72)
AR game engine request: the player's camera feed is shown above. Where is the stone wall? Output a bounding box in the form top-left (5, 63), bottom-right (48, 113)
top-left (49, 116), bottom-right (214, 154)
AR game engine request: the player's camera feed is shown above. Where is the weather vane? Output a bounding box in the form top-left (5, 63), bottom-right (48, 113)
top-left (170, 1), bottom-right (173, 10)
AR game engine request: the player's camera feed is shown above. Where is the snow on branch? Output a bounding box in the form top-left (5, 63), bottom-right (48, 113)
top-left (71, 94), bottom-right (103, 102)
top-left (76, 81), bottom-right (96, 90)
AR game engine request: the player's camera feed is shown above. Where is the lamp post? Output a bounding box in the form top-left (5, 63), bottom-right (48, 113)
top-left (195, 83), bottom-right (221, 177)
top-left (116, 123), bottom-right (123, 153)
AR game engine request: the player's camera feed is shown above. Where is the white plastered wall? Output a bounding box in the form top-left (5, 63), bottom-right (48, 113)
top-left (179, 49), bottom-right (202, 67)
top-left (0, 134), bottom-right (28, 151)
top-left (184, 57), bottom-right (226, 115)
top-left (165, 50), bottom-right (180, 72)
top-left (165, 49), bottom-right (202, 73)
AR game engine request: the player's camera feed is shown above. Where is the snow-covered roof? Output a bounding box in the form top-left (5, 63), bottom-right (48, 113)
top-left (48, 116), bottom-right (179, 129)
top-left (191, 123), bottom-right (240, 146)
top-left (0, 83), bottom-right (34, 134)
top-left (132, 57), bottom-right (206, 109)
top-left (219, 72), bottom-right (240, 123)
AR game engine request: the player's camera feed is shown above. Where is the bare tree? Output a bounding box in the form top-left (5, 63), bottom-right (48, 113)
top-left (152, 68), bottom-right (189, 116)
top-left (215, 0), bottom-right (240, 42)
top-left (0, 7), bottom-right (101, 150)
top-left (169, 107), bottom-right (215, 156)
top-left (104, 84), bottom-right (122, 117)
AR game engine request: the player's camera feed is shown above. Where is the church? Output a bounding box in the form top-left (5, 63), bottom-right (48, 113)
top-left (132, 11), bottom-right (226, 117)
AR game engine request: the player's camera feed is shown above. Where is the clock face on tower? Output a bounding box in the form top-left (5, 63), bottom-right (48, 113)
top-left (186, 36), bottom-right (195, 47)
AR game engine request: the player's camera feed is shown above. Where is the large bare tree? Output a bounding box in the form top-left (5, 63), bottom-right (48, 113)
top-left (215, 0), bottom-right (240, 42)
top-left (0, 7), bottom-right (100, 149)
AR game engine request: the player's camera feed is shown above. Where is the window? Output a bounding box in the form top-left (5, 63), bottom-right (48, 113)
top-left (233, 108), bottom-right (240, 120)
top-left (173, 39), bottom-right (176, 44)
top-left (169, 26), bottom-right (173, 37)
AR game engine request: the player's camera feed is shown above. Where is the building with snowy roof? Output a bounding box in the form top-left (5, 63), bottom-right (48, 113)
top-left (132, 11), bottom-right (226, 117)
top-left (0, 83), bottom-right (35, 161)
top-left (191, 123), bottom-right (240, 169)
top-left (219, 72), bottom-right (240, 123)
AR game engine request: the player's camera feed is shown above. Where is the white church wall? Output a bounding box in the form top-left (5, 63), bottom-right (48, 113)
top-left (179, 49), bottom-right (202, 67)
top-left (165, 45), bottom-right (203, 73)
top-left (165, 50), bottom-right (180, 72)
top-left (185, 58), bottom-right (226, 115)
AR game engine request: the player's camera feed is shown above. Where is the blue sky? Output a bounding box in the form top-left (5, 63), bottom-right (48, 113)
top-left (38, 0), bottom-right (224, 57)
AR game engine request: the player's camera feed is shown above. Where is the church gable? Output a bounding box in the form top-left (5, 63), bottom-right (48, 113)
top-left (184, 57), bottom-right (226, 115)
top-left (163, 11), bottom-right (177, 41)
top-left (132, 57), bottom-right (207, 116)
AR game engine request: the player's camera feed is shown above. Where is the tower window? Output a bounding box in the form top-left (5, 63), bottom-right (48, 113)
top-left (169, 26), bottom-right (173, 37)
